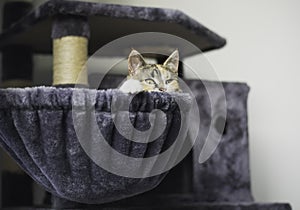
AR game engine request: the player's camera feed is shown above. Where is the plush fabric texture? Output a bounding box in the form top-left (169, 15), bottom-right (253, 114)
top-left (0, 0), bottom-right (225, 56)
top-left (1, 202), bottom-right (293, 210)
top-left (98, 76), bottom-right (253, 202)
top-left (0, 82), bottom-right (292, 210)
top-left (97, 77), bottom-right (291, 210)
top-left (0, 87), bottom-right (192, 204)
top-left (99, 194), bottom-right (292, 210)
top-left (187, 80), bottom-right (253, 202)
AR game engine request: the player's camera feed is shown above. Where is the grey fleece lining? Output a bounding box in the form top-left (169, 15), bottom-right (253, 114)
top-left (0, 87), bottom-right (190, 204)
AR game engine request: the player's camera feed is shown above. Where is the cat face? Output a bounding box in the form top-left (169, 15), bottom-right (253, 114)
top-left (127, 49), bottom-right (181, 92)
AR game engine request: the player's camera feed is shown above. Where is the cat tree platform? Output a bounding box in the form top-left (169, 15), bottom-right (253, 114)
top-left (0, 0), bottom-right (226, 57)
top-left (0, 0), bottom-right (225, 207)
top-left (0, 0), bottom-right (292, 209)
top-left (0, 80), bottom-right (291, 210)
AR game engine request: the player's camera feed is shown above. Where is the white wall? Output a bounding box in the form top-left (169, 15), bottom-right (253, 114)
top-left (1, 0), bottom-right (300, 209)
top-left (97, 0), bottom-right (300, 209)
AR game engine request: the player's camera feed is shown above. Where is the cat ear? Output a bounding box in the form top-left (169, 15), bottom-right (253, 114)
top-left (128, 49), bottom-right (147, 76)
top-left (163, 49), bottom-right (179, 73)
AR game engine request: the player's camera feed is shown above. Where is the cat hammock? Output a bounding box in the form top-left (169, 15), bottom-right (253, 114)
top-left (0, 0), bottom-right (292, 210)
top-left (0, 87), bottom-right (192, 204)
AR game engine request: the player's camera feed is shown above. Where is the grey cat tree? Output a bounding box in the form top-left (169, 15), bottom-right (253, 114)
top-left (0, 0), bottom-right (292, 209)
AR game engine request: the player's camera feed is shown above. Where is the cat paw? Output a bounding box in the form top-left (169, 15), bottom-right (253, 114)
top-left (119, 79), bottom-right (143, 94)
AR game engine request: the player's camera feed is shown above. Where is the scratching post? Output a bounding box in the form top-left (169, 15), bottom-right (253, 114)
top-left (52, 15), bottom-right (89, 86)
top-left (51, 15), bottom-right (90, 209)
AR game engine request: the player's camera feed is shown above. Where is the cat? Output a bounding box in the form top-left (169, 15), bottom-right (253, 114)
top-left (119, 49), bottom-right (181, 93)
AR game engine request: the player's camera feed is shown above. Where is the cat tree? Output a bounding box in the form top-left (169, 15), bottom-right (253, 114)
top-left (0, 0), bottom-right (292, 209)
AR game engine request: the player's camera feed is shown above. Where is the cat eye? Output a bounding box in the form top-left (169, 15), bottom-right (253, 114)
top-left (165, 79), bottom-right (174, 84)
top-left (145, 79), bottom-right (156, 85)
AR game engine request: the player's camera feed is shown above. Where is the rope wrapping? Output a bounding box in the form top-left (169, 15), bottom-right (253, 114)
top-left (53, 36), bottom-right (88, 85)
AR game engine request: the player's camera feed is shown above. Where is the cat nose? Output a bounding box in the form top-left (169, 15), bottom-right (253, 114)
top-left (159, 88), bottom-right (166, 92)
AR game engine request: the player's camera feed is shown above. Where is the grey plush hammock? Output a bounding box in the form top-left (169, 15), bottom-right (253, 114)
top-left (0, 87), bottom-right (191, 203)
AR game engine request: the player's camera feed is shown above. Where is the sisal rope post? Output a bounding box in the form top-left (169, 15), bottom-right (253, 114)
top-left (51, 15), bottom-right (90, 86)
top-left (53, 36), bottom-right (88, 85)
top-left (50, 15), bottom-right (90, 208)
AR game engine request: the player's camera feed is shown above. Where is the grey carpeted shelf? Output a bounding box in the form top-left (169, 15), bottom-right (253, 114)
top-left (2, 203), bottom-right (293, 210)
top-left (0, 0), bottom-right (225, 57)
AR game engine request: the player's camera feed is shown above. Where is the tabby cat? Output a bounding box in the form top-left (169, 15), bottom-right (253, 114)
top-left (119, 49), bottom-right (181, 93)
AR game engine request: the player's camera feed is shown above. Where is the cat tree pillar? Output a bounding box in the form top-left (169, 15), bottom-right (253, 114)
top-left (50, 15), bottom-right (90, 209)
top-left (52, 15), bottom-right (89, 86)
